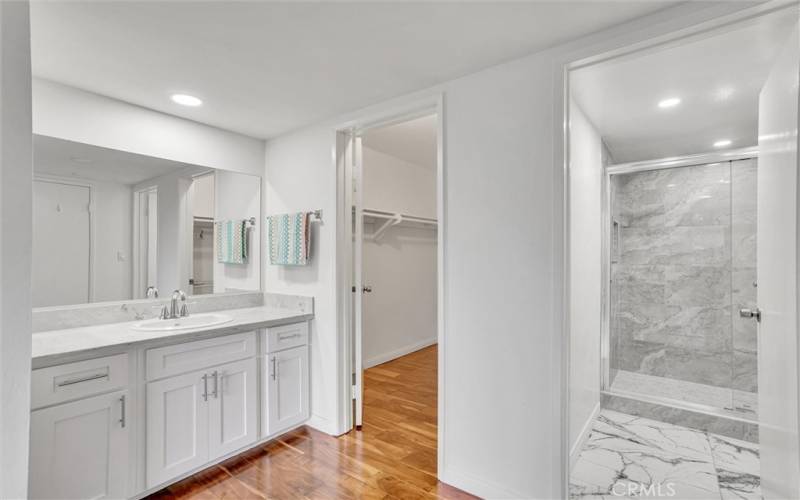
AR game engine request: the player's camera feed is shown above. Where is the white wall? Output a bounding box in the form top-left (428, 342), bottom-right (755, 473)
top-left (260, 3), bottom-right (753, 498)
top-left (362, 146), bottom-right (436, 218)
top-left (33, 176), bottom-right (134, 304)
top-left (265, 53), bottom-right (560, 497)
top-left (361, 146), bottom-right (437, 368)
top-left (32, 78), bottom-right (265, 175)
top-left (214, 170), bottom-right (261, 293)
top-left (264, 126), bottom-right (338, 433)
top-left (92, 179), bottom-right (134, 302)
top-left (568, 102), bottom-right (603, 462)
top-left (756, 22), bottom-right (800, 499)
top-left (0, 2), bottom-right (32, 497)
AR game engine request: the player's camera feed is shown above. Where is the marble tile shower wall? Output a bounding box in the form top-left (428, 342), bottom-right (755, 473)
top-left (611, 159), bottom-right (757, 398)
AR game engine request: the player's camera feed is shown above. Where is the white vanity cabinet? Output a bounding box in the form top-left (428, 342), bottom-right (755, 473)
top-left (146, 332), bottom-right (258, 488)
top-left (261, 323), bottom-right (310, 438)
top-left (30, 318), bottom-right (311, 498)
top-left (29, 354), bottom-right (132, 500)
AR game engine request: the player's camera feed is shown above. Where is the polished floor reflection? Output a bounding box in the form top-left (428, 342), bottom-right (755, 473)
top-left (148, 346), bottom-right (476, 499)
top-left (570, 410), bottom-right (761, 500)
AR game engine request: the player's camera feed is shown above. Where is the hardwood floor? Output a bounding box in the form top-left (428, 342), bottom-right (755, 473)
top-left (148, 345), bottom-right (477, 499)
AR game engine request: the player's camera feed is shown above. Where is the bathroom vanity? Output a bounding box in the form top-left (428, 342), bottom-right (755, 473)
top-left (29, 297), bottom-right (312, 499)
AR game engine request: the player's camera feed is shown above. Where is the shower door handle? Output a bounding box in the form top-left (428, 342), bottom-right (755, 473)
top-left (739, 308), bottom-right (762, 322)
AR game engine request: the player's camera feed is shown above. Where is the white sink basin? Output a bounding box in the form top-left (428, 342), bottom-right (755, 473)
top-left (131, 313), bottom-right (233, 332)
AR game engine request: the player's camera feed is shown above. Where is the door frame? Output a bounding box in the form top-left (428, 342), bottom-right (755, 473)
top-left (132, 185), bottom-right (158, 299)
top-left (558, 0), bottom-right (800, 496)
top-left (33, 174), bottom-right (95, 304)
top-left (334, 93), bottom-right (444, 460)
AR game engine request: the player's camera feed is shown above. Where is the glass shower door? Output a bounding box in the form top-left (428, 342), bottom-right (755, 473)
top-left (730, 158), bottom-right (758, 416)
top-left (606, 158), bottom-right (758, 418)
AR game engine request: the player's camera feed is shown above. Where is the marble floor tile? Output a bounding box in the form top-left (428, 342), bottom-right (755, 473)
top-left (592, 410), bottom-right (713, 461)
top-left (571, 410), bottom-right (763, 500)
top-left (572, 410), bottom-right (720, 499)
top-left (709, 434), bottom-right (761, 500)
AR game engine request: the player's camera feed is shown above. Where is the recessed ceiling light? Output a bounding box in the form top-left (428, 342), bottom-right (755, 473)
top-left (171, 94), bottom-right (203, 107)
top-left (658, 97), bottom-right (681, 109)
top-left (713, 139), bottom-right (732, 148)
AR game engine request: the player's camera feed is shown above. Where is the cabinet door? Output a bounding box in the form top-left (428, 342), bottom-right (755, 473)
top-left (208, 358), bottom-right (258, 460)
top-left (146, 369), bottom-right (209, 488)
top-left (29, 390), bottom-right (129, 500)
top-left (265, 346), bottom-right (309, 437)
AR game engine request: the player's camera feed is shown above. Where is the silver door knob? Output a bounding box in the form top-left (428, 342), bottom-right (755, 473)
top-left (362, 285), bottom-right (373, 293)
top-left (739, 308), bottom-right (762, 322)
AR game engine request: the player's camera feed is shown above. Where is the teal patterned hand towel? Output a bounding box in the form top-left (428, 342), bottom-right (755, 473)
top-left (267, 212), bottom-right (310, 266)
top-left (215, 220), bottom-right (248, 264)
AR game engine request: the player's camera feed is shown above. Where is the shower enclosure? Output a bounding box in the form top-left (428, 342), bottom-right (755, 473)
top-left (603, 151), bottom-right (758, 419)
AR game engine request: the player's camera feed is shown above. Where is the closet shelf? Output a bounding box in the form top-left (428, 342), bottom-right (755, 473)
top-left (362, 208), bottom-right (437, 241)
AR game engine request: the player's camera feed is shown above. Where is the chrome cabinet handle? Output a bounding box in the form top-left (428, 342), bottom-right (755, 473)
top-left (362, 285), bottom-right (373, 293)
top-left (270, 357), bottom-right (277, 380)
top-left (278, 333), bottom-right (302, 341)
top-left (202, 374), bottom-right (209, 401)
top-left (739, 308), bottom-right (762, 322)
top-left (119, 395), bottom-right (126, 428)
top-left (212, 371), bottom-right (219, 399)
top-left (56, 372), bottom-right (108, 387)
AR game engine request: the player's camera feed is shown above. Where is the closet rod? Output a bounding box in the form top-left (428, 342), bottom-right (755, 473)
top-left (362, 208), bottom-right (437, 224)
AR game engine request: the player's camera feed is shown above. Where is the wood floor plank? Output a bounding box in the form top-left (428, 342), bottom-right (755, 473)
top-left (146, 346), bottom-right (478, 500)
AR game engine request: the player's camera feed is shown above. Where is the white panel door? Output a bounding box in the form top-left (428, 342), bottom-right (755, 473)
top-left (146, 369), bottom-right (209, 488)
top-left (756, 23), bottom-right (800, 500)
top-left (208, 358), bottom-right (258, 460)
top-left (265, 346), bottom-right (309, 437)
top-left (29, 390), bottom-right (129, 500)
top-left (32, 179), bottom-right (91, 307)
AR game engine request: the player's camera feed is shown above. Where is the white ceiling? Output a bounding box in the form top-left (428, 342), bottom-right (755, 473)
top-left (571, 8), bottom-right (798, 163)
top-left (30, 1), bottom-right (678, 140)
top-left (34, 135), bottom-right (206, 185)
top-left (362, 114), bottom-right (437, 169)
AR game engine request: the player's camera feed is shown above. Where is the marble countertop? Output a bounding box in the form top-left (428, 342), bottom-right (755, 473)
top-left (32, 305), bottom-right (313, 366)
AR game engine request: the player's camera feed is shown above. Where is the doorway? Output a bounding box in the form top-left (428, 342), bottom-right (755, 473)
top-left (32, 177), bottom-right (92, 307)
top-left (133, 186), bottom-right (158, 299)
top-left (190, 171), bottom-right (215, 295)
top-left (566, 5), bottom-right (799, 499)
top-left (337, 102), bottom-right (444, 473)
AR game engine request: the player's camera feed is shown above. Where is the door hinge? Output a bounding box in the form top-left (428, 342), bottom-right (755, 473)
top-left (351, 384), bottom-right (357, 400)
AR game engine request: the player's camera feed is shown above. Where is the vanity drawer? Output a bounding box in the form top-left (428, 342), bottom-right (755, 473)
top-left (146, 331), bottom-right (256, 381)
top-left (262, 322), bottom-right (309, 353)
top-left (31, 353), bottom-right (129, 410)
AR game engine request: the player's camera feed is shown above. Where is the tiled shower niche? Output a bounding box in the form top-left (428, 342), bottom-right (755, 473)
top-left (608, 158), bottom-right (758, 417)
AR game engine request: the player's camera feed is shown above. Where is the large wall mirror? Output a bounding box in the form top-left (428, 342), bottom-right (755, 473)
top-left (32, 134), bottom-right (262, 308)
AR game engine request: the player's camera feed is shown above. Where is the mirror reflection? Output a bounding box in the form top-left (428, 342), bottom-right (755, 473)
top-left (32, 134), bottom-right (261, 307)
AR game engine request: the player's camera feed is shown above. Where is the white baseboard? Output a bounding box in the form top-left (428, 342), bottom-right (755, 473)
top-left (439, 466), bottom-right (529, 499)
top-left (306, 413), bottom-right (339, 436)
top-left (363, 337), bottom-right (437, 368)
top-left (570, 401), bottom-right (601, 469)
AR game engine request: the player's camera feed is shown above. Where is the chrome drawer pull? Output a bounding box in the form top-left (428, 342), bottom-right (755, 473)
top-left (202, 373), bottom-right (209, 401)
top-left (278, 333), bottom-right (302, 340)
top-left (270, 357), bottom-right (277, 380)
top-left (119, 395), bottom-right (126, 428)
top-left (211, 371), bottom-right (219, 399)
top-left (56, 372), bottom-right (108, 387)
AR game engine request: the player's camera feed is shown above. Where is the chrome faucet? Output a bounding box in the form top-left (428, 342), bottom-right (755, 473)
top-left (158, 290), bottom-right (188, 320)
top-left (146, 286), bottom-right (159, 298)
top-left (170, 289), bottom-right (187, 319)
